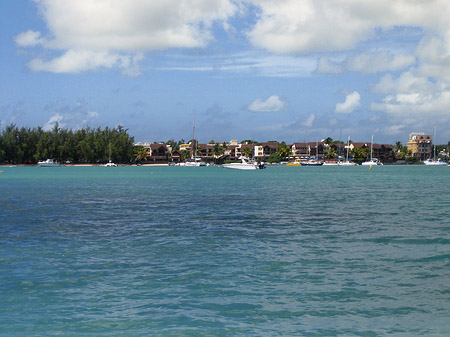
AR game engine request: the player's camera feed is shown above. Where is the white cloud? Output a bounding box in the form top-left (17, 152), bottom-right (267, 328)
top-left (28, 50), bottom-right (145, 76)
top-left (316, 57), bottom-right (343, 74)
top-left (15, 30), bottom-right (45, 47)
top-left (158, 52), bottom-right (316, 77)
top-left (317, 52), bottom-right (416, 74)
top-left (346, 52), bottom-right (416, 73)
top-left (303, 114), bottom-right (315, 128)
top-left (43, 100), bottom-right (99, 130)
top-left (16, 0), bottom-right (237, 74)
top-left (247, 0), bottom-right (450, 54)
top-left (29, 50), bottom-right (119, 73)
top-left (335, 91), bottom-right (361, 114)
top-left (43, 113), bottom-right (64, 131)
top-left (248, 95), bottom-right (287, 112)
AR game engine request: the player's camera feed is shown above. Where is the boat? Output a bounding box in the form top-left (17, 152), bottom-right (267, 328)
top-left (338, 161), bottom-right (357, 166)
top-left (339, 136), bottom-right (357, 166)
top-left (222, 156), bottom-right (265, 170)
top-left (286, 158), bottom-right (302, 166)
top-left (177, 118), bottom-right (207, 167)
top-left (178, 157), bottom-right (206, 167)
top-left (104, 161), bottom-right (117, 167)
top-left (300, 158), bottom-right (323, 166)
top-left (361, 158), bottom-right (383, 166)
top-left (104, 141), bottom-right (117, 167)
top-left (286, 157), bottom-right (324, 166)
top-left (38, 159), bottom-right (60, 167)
top-left (423, 126), bottom-right (447, 166)
top-left (423, 158), bottom-right (447, 166)
top-left (362, 135), bottom-right (383, 166)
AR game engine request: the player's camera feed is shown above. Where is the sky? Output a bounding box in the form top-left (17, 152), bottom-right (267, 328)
top-left (1, 0), bottom-right (450, 145)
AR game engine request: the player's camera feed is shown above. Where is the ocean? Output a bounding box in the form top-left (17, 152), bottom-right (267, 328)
top-left (1, 165), bottom-right (449, 336)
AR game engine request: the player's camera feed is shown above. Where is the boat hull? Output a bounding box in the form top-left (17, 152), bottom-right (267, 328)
top-left (222, 163), bottom-right (258, 170)
top-left (423, 160), bottom-right (447, 166)
top-left (38, 159), bottom-right (60, 167)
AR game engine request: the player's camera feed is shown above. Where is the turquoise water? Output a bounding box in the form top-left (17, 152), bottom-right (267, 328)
top-left (1, 165), bottom-right (449, 336)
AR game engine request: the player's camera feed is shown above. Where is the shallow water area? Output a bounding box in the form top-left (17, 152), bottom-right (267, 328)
top-left (1, 165), bottom-right (449, 336)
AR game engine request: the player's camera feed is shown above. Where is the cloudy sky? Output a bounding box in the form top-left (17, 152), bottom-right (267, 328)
top-left (2, 0), bottom-right (450, 144)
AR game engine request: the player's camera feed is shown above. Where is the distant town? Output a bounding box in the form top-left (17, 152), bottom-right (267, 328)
top-left (0, 124), bottom-right (448, 165)
top-left (136, 132), bottom-right (449, 165)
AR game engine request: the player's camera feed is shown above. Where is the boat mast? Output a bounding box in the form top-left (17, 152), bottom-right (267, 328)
top-left (433, 125), bottom-right (436, 160)
top-left (346, 136), bottom-right (350, 162)
top-left (108, 141), bottom-right (111, 163)
top-left (370, 134), bottom-right (374, 161)
top-left (192, 117), bottom-right (196, 159)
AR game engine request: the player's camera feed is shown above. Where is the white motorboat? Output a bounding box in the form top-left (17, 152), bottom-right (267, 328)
top-left (362, 158), bottom-right (383, 166)
top-left (176, 157), bottom-right (206, 167)
top-left (338, 161), bottom-right (357, 166)
top-left (38, 159), bottom-right (60, 167)
top-left (222, 157), bottom-right (264, 170)
top-left (423, 158), bottom-right (447, 166)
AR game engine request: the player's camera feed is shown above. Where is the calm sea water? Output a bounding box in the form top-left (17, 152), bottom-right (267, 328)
top-left (1, 165), bottom-right (449, 336)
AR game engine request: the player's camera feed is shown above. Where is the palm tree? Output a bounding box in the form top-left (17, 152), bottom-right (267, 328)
top-left (242, 147), bottom-right (253, 158)
top-left (325, 147), bottom-right (336, 159)
top-left (213, 143), bottom-right (225, 164)
top-left (276, 141), bottom-right (291, 160)
top-left (135, 146), bottom-right (148, 163)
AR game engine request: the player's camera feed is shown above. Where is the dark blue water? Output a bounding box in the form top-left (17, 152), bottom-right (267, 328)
top-left (1, 166), bottom-right (449, 336)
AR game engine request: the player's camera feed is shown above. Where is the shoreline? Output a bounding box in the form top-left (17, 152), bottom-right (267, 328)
top-left (0, 163), bottom-right (170, 168)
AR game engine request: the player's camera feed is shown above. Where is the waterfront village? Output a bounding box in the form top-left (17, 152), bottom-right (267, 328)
top-left (1, 124), bottom-right (448, 166)
top-left (134, 132), bottom-right (449, 165)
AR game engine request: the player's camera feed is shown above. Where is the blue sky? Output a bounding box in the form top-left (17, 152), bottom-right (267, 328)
top-left (1, 0), bottom-right (450, 144)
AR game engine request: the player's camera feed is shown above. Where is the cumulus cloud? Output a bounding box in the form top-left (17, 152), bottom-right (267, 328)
top-left (28, 50), bottom-right (144, 76)
top-left (248, 95), bottom-right (287, 112)
top-left (16, 0), bottom-right (237, 74)
top-left (335, 91), bottom-right (361, 114)
top-left (246, 0), bottom-right (450, 54)
top-left (15, 30), bottom-right (45, 47)
top-left (370, 72), bottom-right (450, 124)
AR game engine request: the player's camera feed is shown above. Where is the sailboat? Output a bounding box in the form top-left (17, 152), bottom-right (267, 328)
top-left (362, 135), bottom-right (383, 166)
top-left (104, 141), bottom-right (117, 167)
top-left (423, 126), bottom-right (446, 166)
top-left (338, 136), bottom-right (357, 166)
top-left (179, 118), bottom-right (206, 167)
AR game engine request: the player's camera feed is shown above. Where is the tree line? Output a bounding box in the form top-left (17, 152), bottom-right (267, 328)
top-left (0, 124), bottom-right (135, 164)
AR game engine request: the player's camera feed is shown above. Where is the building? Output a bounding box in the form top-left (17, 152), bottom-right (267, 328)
top-left (256, 142), bottom-right (278, 160)
top-left (291, 142), bottom-right (324, 158)
top-left (407, 133), bottom-right (432, 160)
top-left (134, 142), bottom-right (168, 162)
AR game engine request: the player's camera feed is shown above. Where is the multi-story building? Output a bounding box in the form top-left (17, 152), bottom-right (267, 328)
top-left (407, 133), bottom-right (432, 160)
top-left (134, 142), bottom-right (168, 162)
top-left (291, 142), bottom-right (325, 158)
